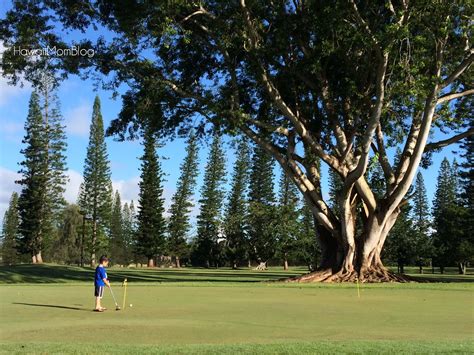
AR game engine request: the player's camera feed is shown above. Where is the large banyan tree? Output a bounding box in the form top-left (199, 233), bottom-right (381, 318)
top-left (1, 1), bottom-right (472, 281)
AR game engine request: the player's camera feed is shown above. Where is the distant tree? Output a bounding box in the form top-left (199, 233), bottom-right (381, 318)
top-left (294, 201), bottom-right (320, 271)
top-left (121, 201), bottom-right (136, 265)
top-left (136, 125), bottom-right (166, 267)
top-left (1, 192), bottom-right (19, 265)
top-left (410, 172), bottom-right (433, 273)
top-left (168, 133), bottom-right (199, 267)
top-left (328, 169), bottom-right (343, 216)
top-left (54, 204), bottom-right (82, 264)
top-left (412, 172), bottom-right (430, 235)
top-left (17, 92), bottom-right (50, 263)
top-left (458, 125), bottom-right (474, 274)
top-left (247, 145), bottom-right (278, 268)
top-left (78, 96), bottom-right (112, 266)
top-left (224, 138), bottom-right (250, 269)
top-left (383, 205), bottom-right (416, 274)
top-left (192, 134), bottom-right (226, 268)
top-left (432, 158), bottom-right (457, 272)
top-left (276, 169), bottom-right (300, 270)
top-left (110, 190), bottom-right (125, 265)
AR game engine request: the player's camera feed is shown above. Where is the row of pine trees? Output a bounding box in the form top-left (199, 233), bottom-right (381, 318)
top-left (1, 80), bottom-right (472, 272)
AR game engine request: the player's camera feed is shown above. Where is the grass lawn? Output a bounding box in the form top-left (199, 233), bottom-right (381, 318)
top-left (0, 265), bottom-right (473, 354)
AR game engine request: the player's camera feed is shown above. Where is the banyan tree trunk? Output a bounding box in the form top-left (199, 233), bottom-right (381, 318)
top-left (290, 206), bottom-right (409, 283)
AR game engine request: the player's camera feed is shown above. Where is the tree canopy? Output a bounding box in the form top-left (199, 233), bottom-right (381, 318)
top-left (1, 1), bottom-right (472, 281)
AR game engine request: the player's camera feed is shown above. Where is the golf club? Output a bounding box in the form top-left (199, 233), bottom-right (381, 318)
top-left (109, 286), bottom-right (121, 311)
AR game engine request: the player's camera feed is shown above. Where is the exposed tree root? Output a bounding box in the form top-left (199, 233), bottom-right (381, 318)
top-left (285, 267), bottom-right (413, 283)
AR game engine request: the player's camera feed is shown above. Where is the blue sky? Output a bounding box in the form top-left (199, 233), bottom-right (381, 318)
top-left (0, 2), bottom-right (461, 224)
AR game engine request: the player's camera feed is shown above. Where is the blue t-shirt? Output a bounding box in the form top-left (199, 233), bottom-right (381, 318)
top-left (94, 265), bottom-right (107, 286)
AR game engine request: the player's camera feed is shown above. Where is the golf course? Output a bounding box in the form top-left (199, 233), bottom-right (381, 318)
top-left (1, 265), bottom-right (473, 354)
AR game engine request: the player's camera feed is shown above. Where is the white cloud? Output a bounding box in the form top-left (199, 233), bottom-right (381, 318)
top-left (0, 167), bottom-right (21, 218)
top-left (0, 165), bottom-right (189, 226)
top-left (64, 169), bottom-right (84, 204)
top-left (112, 176), bottom-right (140, 205)
top-left (64, 102), bottom-right (91, 137)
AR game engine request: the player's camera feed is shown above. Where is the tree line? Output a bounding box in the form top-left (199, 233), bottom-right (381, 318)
top-left (1, 83), bottom-right (472, 273)
top-left (0, 85), bottom-right (318, 270)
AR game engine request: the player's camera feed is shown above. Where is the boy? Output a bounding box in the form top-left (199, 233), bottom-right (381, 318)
top-left (94, 255), bottom-right (111, 312)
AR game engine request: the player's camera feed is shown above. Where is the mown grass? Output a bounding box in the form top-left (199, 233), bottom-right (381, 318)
top-left (0, 263), bottom-right (472, 284)
top-left (0, 264), bottom-right (473, 354)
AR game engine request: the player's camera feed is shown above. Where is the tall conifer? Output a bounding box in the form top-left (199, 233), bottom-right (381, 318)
top-left (193, 134), bottom-right (226, 267)
top-left (78, 96), bottom-right (112, 266)
top-left (168, 133), bottom-right (199, 267)
top-left (136, 125), bottom-right (166, 267)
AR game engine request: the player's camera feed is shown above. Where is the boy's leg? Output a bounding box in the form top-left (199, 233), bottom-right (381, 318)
top-left (95, 296), bottom-right (101, 310)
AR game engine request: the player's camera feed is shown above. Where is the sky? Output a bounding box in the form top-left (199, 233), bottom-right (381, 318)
top-left (0, 2), bottom-right (463, 227)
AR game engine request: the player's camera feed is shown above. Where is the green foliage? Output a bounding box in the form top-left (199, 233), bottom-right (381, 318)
top-left (136, 125), bottom-right (166, 262)
top-left (223, 138), bottom-right (251, 268)
top-left (110, 190), bottom-right (126, 265)
top-left (192, 134), bottom-right (226, 267)
top-left (412, 172), bottom-right (430, 235)
top-left (17, 91), bottom-right (52, 260)
top-left (121, 201), bottom-right (136, 265)
top-left (78, 96), bottom-right (112, 262)
top-left (168, 133), bottom-right (199, 265)
top-left (275, 170), bottom-right (300, 267)
top-left (383, 205), bottom-right (416, 272)
top-left (53, 204), bottom-right (82, 264)
top-left (247, 145), bottom-right (278, 263)
top-left (1, 192), bottom-right (19, 265)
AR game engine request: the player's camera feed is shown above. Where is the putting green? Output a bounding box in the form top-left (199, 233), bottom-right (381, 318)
top-left (0, 265), bottom-right (473, 353)
top-left (1, 284), bottom-right (473, 351)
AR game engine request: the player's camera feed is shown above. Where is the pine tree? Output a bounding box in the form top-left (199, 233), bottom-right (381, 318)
top-left (328, 168), bottom-right (343, 216)
top-left (296, 201), bottom-right (320, 271)
top-left (168, 133), bottom-right (199, 267)
top-left (411, 171), bottom-right (433, 273)
top-left (247, 144), bottom-right (277, 267)
top-left (433, 158), bottom-right (456, 222)
top-left (276, 170), bottom-right (300, 270)
top-left (78, 96), bottom-right (112, 266)
top-left (457, 127), bottom-right (474, 274)
top-left (412, 172), bottom-right (430, 235)
top-left (122, 201), bottom-right (136, 265)
top-left (38, 73), bottom-right (68, 219)
top-left (224, 138), bottom-right (250, 269)
top-left (432, 158), bottom-right (458, 273)
top-left (1, 192), bottom-right (19, 265)
top-left (17, 91), bottom-right (50, 263)
top-left (192, 134), bottom-right (226, 268)
top-left (54, 204), bottom-right (82, 264)
top-left (383, 204), bottom-right (416, 274)
top-left (136, 125), bottom-right (166, 267)
top-left (110, 190), bottom-right (125, 264)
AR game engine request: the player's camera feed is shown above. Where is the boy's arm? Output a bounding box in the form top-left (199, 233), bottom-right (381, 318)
top-left (103, 278), bottom-right (110, 287)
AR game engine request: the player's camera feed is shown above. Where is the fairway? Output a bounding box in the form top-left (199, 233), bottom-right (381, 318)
top-left (1, 266), bottom-right (473, 354)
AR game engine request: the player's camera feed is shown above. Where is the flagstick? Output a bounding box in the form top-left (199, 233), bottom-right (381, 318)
top-left (122, 278), bottom-right (127, 310)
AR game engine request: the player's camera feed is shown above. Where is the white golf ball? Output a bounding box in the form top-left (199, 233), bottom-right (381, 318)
top-left (130, 304), bottom-right (133, 307)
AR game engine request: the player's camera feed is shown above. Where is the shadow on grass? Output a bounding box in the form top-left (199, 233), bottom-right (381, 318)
top-left (0, 264), bottom-right (303, 284)
top-left (1, 264), bottom-right (472, 284)
top-left (13, 302), bottom-right (87, 311)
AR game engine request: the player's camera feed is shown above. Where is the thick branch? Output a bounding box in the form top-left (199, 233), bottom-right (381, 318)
top-left (424, 128), bottom-right (474, 152)
top-left (346, 53), bottom-right (389, 186)
top-left (442, 52), bottom-right (474, 88)
top-left (437, 89), bottom-right (474, 105)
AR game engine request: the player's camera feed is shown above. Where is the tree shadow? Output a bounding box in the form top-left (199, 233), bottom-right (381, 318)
top-left (13, 302), bottom-right (87, 311)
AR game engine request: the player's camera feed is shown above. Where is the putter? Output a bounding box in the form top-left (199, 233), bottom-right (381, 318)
top-left (109, 286), bottom-right (121, 311)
